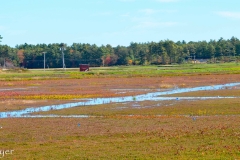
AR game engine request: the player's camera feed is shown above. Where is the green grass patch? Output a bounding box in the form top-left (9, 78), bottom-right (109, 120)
top-left (0, 63), bottom-right (240, 80)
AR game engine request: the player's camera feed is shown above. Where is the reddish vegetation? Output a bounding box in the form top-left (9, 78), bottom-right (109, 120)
top-left (0, 74), bottom-right (239, 111)
top-left (0, 74), bottom-right (239, 159)
top-left (0, 74), bottom-right (239, 97)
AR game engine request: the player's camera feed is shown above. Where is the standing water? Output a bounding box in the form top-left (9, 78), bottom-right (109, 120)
top-left (0, 82), bottom-right (239, 118)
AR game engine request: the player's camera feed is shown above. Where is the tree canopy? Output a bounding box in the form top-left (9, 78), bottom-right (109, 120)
top-left (1, 37), bottom-right (240, 68)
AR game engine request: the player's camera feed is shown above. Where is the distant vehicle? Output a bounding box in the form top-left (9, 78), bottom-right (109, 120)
top-left (79, 64), bottom-right (89, 72)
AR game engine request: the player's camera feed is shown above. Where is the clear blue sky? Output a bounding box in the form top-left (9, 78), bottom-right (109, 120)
top-left (1, 0), bottom-right (240, 47)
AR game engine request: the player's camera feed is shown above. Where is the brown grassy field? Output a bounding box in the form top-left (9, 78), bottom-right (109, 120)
top-left (0, 74), bottom-right (239, 111)
top-left (0, 71), bottom-right (240, 159)
top-left (0, 116), bottom-right (239, 159)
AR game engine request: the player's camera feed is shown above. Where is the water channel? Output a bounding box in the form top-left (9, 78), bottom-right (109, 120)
top-left (0, 82), bottom-right (239, 118)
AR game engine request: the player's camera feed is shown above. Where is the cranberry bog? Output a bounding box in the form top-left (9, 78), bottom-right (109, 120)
top-left (0, 64), bottom-right (240, 159)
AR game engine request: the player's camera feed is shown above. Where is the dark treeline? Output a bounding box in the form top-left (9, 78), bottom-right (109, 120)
top-left (0, 36), bottom-right (240, 68)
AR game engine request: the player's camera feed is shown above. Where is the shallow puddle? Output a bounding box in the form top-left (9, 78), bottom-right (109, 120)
top-left (0, 82), bottom-right (239, 118)
top-left (0, 87), bottom-right (36, 92)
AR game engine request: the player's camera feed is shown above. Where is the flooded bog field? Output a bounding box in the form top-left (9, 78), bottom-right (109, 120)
top-left (0, 73), bottom-right (240, 159)
top-left (0, 82), bottom-right (240, 118)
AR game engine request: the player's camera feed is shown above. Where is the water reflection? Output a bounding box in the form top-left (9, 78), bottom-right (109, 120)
top-left (0, 82), bottom-right (239, 118)
top-left (21, 114), bottom-right (90, 118)
top-left (0, 87), bottom-right (36, 92)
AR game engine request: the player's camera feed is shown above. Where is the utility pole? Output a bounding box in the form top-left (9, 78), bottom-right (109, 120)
top-left (42, 52), bottom-right (46, 71)
top-left (60, 43), bottom-right (66, 70)
top-left (194, 53), bottom-right (196, 63)
top-left (3, 58), bottom-right (6, 68)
